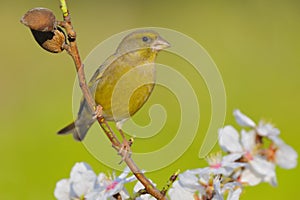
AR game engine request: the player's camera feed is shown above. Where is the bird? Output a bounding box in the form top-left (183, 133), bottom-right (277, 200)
top-left (58, 30), bottom-right (170, 141)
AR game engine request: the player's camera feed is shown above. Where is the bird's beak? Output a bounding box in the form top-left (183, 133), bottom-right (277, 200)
top-left (151, 36), bottom-right (171, 51)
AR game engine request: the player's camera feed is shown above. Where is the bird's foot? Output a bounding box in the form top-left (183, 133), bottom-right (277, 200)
top-left (117, 129), bottom-right (134, 163)
top-left (92, 105), bottom-right (103, 119)
top-left (119, 138), bottom-right (133, 159)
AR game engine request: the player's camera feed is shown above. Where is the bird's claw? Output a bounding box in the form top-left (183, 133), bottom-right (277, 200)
top-left (92, 105), bottom-right (103, 119)
top-left (117, 134), bottom-right (134, 164)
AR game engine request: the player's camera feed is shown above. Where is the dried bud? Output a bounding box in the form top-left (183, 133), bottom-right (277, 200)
top-left (31, 27), bottom-right (66, 53)
top-left (21, 7), bottom-right (56, 31)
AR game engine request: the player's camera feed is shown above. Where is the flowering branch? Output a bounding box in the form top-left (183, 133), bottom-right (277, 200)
top-left (53, 111), bottom-right (297, 199)
top-left (167, 109), bottom-right (298, 200)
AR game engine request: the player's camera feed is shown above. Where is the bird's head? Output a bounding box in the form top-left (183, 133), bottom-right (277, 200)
top-left (116, 30), bottom-right (170, 54)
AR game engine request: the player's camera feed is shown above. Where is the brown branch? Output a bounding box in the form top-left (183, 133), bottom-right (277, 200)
top-left (58, 0), bottom-right (167, 199)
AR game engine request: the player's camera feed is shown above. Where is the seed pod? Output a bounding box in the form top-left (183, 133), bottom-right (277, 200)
top-left (20, 7), bottom-right (56, 31)
top-left (31, 27), bottom-right (66, 53)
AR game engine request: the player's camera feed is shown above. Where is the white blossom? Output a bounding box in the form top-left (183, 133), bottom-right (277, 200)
top-left (268, 136), bottom-right (298, 169)
top-left (203, 152), bottom-right (245, 176)
top-left (232, 109), bottom-right (297, 170)
top-left (54, 163), bottom-right (136, 200)
top-left (233, 109), bottom-right (280, 138)
top-left (256, 121), bottom-right (280, 137)
top-left (54, 162), bottom-right (97, 200)
top-left (219, 126), bottom-right (277, 186)
top-left (70, 162), bottom-right (98, 198)
top-left (54, 109), bottom-right (298, 200)
top-left (87, 167), bottom-right (136, 200)
top-left (169, 169), bottom-right (242, 200)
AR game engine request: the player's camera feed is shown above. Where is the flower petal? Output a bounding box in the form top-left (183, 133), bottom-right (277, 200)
top-left (168, 181), bottom-right (196, 200)
top-left (118, 167), bottom-right (131, 179)
top-left (69, 162), bottom-right (97, 197)
top-left (276, 143), bottom-right (298, 169)
top-left (233, 109), bottom-right (256, 127)
top-left (178, 170), bottom-right (200, 190)
top-left (240, 168), bottom-right (262, 186)
top-left (222, 153), bottom-right (243, 163)
top-left (241, 130), bottom-right (256, 152)
top-left (263, 173), bottom-right (277, 187)
top-left (256, 121), bottom-right (280, 137)
top-left (219, 126), bottom-right (243, 153)
top-left (212, 177), bottom-right (223, 200)
top-left (222, 182), bottom-right (242, 200)
top-left (70, 162), bottom-right (93, 178)
top-left (268, 135), bottom-right (284, 146)
top-left (227, 187), bottom-right (242, 200)
top-left (54, 179), bottom-right (70, 200)
top-left (73, 173), bottom-right (96, 197)
top-left (250, 156), bottom-right (275, 176)
top-left (97, 173), bottom-right (107, 188)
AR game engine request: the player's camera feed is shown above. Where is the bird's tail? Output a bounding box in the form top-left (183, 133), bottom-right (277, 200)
top-left (58, 97), bottom-right (96, 141)
top-left (57, 118), bottom-right (95, 141)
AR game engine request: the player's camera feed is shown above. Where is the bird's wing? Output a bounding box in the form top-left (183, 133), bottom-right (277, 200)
top-left (77, 53), bottom-right (118, 119)
top-left (88, 53), bottom-right (118, 93)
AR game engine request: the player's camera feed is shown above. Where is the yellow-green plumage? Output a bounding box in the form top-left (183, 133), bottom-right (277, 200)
top-left (58, 30), bottom-right (170, 140)
top-left (95, 48), bottom-right (157, 121)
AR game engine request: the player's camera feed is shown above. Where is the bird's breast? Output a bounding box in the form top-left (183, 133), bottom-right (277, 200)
top-left (94, 52), bottom-right (156, 122)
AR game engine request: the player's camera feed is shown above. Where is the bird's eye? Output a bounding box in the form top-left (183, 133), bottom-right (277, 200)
top-left (142, 36), bottom-right (149, 42)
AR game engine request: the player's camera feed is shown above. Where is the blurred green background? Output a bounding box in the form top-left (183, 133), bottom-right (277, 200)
top-left (1, 0), bottom-right (299, 199)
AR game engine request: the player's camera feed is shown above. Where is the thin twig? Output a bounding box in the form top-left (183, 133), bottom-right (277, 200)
top-left (58, 0), bottom-right (167, 199)
top-left (161, 170), bottom-right (180, 196)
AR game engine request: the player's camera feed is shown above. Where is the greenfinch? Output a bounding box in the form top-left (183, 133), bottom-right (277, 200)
top-left (58, 30), bottom-right (170, 141)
